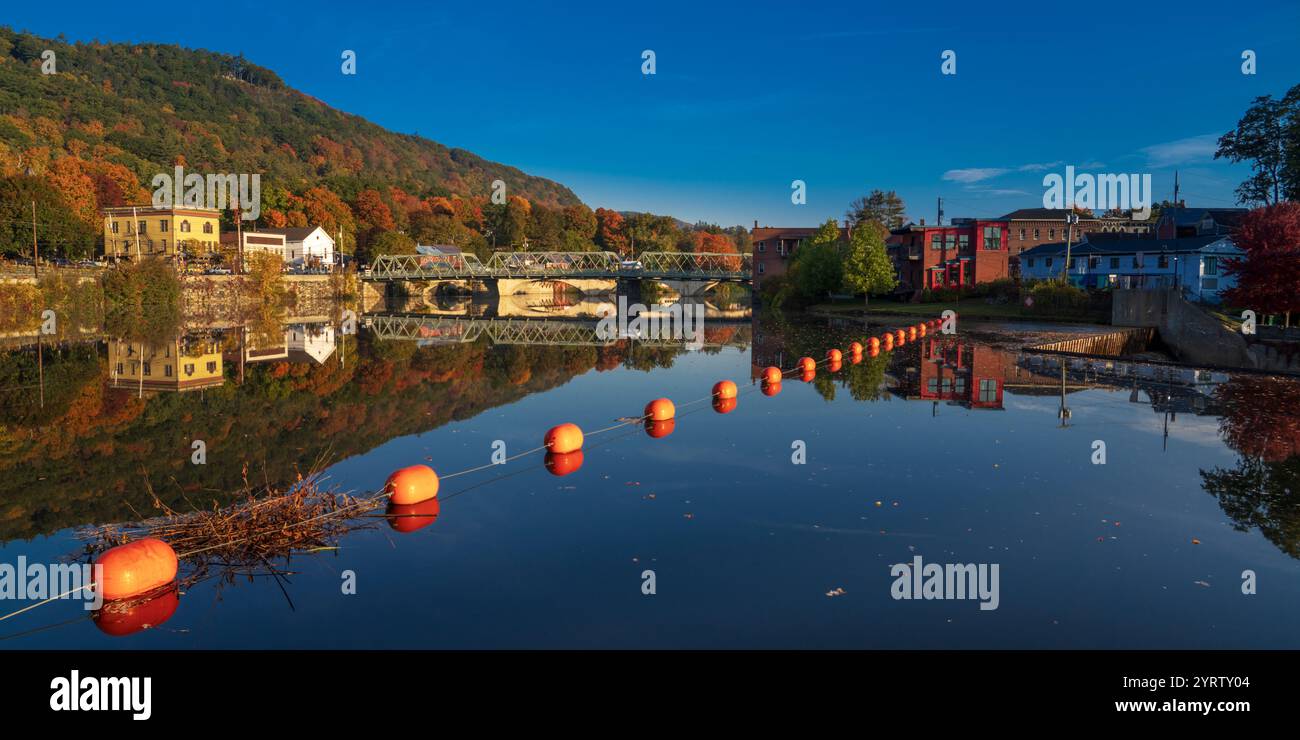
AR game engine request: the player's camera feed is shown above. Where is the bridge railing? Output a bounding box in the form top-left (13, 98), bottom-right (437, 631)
top-left (484, 251), bottom-right (621, 276)
top-left (638, 252), bottom-right (751, 277)
top-left (366, 250), bottom-right (752, 280)
top-left (367, 253), bottom-right (488, 279)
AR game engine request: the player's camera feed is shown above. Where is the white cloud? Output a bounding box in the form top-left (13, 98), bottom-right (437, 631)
top-left (1141, 134), bottom-right (1220, 168)
top-left (942, 167), bottom-right (1009, 183)
top-left (1017, 161), bottom-right (1063, 172)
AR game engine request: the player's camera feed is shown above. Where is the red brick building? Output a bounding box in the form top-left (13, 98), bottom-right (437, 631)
top-left (916, 340), bottom-right (1007, 409)
top-left (886, 218), bottom-right (1010, 292)
top-left (751, 221), bottom-right (851, 286)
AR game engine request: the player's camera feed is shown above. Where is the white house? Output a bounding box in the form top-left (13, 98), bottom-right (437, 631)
top-left (287, 322), bottom-right (337, 365)
top-left (1019, 234), bottom-right (1244, 303)
top-left (261, 226), bottom-right (336, 269)
top-left (219, 231), bottom-right (287, 261)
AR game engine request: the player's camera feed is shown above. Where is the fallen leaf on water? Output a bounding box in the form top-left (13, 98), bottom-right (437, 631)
top-left (825, 587), bottom-right (846, 597)
top-left (1192, 538), bottom-right (1202, 545)
top-left (1194, 581), bottom-right (1211, 588)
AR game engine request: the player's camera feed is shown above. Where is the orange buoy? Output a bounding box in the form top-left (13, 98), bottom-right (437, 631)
top-left (868, 345), bottom-right (880, 358)
top-left (544, 450), bottom-right (585, 477)
top-left (868, 336), bottom-right (880, 351)
top-left (849, 341), bottom-right (863, 356)
top-left (762, 381), bottom-right (782, 397)
top-left (883, 333), bottom-right (894, 350)
top-left (849, 351), bottom-right (862, 365)
top-left (763, 366), bottom-right (783, 384)
top-left (545, 422), bottom-right (584, 454)
top-left (713, 380), bottom-right (738, 400)
top-left (385, 464), bottom-right (439, 505)
top-left (918, 323), bottom-right (927, 336)
top-left (94, 585), bottom-right (179, 637)
top-left (645, 418), bottom-right (675, 438)
top-left (94, 538), bottom-right (179, 603)
top-left (645, 397), bottom-right (675, 421)
top-left (896, 330), bottom-right (906, 344)
top-left (800, 368), bottom-right (816, 383)
top-left (713, 396), bottom-right (737, 414)
top-left (828, 359), bottom-right (842, 373)
top-left (386, 497), bottom-right (441, 533)
top-left (799, 356), bottom-right (816, 373)
top-left (827, 348), bottom-right (842, 363)
top-left (908, 327), bottom-right (917, 340)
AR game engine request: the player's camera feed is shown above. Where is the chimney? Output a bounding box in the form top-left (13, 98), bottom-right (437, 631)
top-left (920, 218), bottom-right (926, 226)
top-left (753, 219), bottom-right (758, 230)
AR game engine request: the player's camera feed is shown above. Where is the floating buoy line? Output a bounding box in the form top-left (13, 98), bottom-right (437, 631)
top-left (0, 314), bottom-right (950, 633)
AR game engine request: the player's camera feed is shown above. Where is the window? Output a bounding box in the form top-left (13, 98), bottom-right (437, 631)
top-left (757, 262), bottom-right (765, 274)
top-left (111, 221), bottom-right (119, 234)
top-left (164, 364), bottom-right (173, 378)
top-left (1089, 256), bottom-right (1100, 269)
top-left (115, 363), bottom-right (123, 375)
top-left (1204, 256), bottom-right (1218, 275)
top-left (930, 234), bottom-right (941, 250)
top-left (979, 379), bottom-right (998, 403)
top-left (1046, 257), bottom-right (1054, 268)
top-left (160, 220), bottom-right (169, 232)
top-left (1027, 258), bottom-right (1036, 268)
top-left (1158, 255), bottom-right (1169, 268)
top-left (180, 220), bottom-right (191, 233)
top-left (1033, 228), bottom-right (1040, 240)
top-left (1019, 228), bottom-right (1026, 241)
top-left (142, 362), bottom-right (151, 376)
top-left (757, 242), bottom-right (765, 252)
top-left (203, 223), bottom-right (213, 234)
top-left (1132, 255), bottom-right (1143, 268)
top-left (1109, 257), bottom-right (1119, 269)
top-left (184, 363), bottom-right (195, 377)
top-left (1049, 228), bottom-right (1055, 239)
top-left (944, 234), bottom-right (956, 252)
top-left (161, 239), bottom-right (167, 251)
top-left (138, 221), bottom-right (147, 234)
top-left (982, 226), bottom-right (1003, 250)
top-left (206, 361), bottom-right (217, 373)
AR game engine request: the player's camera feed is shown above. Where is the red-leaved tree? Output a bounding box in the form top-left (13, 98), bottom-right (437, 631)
top-left (1224, 203), bottom-right (1300, 325)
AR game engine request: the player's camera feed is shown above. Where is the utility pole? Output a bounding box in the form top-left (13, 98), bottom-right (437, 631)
top-left (235, 207), bottom-right (243, 275)
top-left (1061, 212), bottom-right (1079, 282)
top-left (132, 205), bottom-right (140, 262)
top-left (31, 200), bottom-right (38, 279)
top-left (1173, 170), bottom-right (1180, 208)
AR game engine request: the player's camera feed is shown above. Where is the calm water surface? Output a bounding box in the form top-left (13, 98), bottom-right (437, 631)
top-left (2, 309), bottom-right (1299, 648)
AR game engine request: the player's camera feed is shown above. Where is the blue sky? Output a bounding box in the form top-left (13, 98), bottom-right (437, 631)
top-left (8, 0), bottom-right (1300, 227)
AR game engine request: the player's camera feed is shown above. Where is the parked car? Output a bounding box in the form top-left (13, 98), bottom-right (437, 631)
top-left (204, 267), bottom-right (233, 275)
top-left (620, 259), bottom-right (644, 271)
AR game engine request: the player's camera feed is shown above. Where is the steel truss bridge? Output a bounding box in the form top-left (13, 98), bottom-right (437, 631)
top-left (363, 251), bottom-right (751, 282)
top-left (362, 313), bottom-right (752, 349)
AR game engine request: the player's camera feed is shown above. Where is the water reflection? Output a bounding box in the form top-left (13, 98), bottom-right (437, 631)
top-left (2, 305), bottom-right (1300, 645)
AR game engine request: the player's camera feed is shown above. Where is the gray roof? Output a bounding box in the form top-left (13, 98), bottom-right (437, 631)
top-left (257, 226), bottom-right (325, 241)
top-left (1000, 208), bottom-right (1098, 221)
top-left (1019, 234), bottom-right (1233, 258)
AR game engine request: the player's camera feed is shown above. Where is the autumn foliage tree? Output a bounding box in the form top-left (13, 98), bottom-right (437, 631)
top-left (1223, 203), bottom-right (1300, 326)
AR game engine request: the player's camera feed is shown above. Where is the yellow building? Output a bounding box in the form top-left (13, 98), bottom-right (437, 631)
top-left (102, 205), bottom-right (222, 259)
top-left (108, 336), bottom-right (226, 392)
